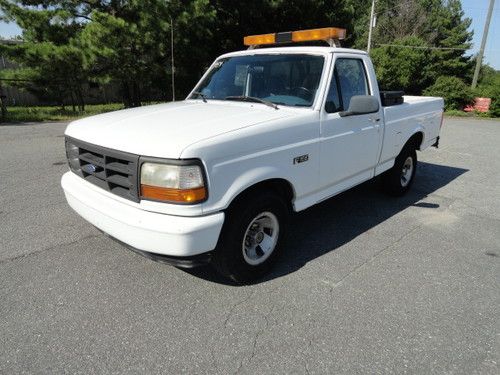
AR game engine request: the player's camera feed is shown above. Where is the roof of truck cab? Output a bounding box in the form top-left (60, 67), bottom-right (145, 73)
top-left (219, 46), bottom-right (368, 58)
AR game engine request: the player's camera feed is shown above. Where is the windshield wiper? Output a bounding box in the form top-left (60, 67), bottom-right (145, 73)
top-left (225, 95), bottom-right (279, 110)
top-left (192, 91), bottom-right (208, 103)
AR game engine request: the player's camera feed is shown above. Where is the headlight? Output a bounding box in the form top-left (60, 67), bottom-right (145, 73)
top-left (65, 139), bottom-right (81, 174)
top-left (140, 162), bottom-right (207, 204)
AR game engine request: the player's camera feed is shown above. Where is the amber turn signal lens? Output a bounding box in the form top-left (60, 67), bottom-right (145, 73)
top-left (141, 184), bottom-right (207, 203)
top-left (243, 33), bottom-right (276, 46)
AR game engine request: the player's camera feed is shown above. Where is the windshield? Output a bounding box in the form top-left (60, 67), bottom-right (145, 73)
top-left (190, 54), bottom-right (325, 107)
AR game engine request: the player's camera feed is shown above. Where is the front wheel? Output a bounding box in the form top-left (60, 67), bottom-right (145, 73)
top-left (212, 192), bottom-right (289, 283)
top-left (382, 145), bottom-right (417, 196)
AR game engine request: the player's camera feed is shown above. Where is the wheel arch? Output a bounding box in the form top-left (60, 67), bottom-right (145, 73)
top-left (406, 131), bottom-right (424, 151)
top-left (227, 178), bottom-right (296, 213)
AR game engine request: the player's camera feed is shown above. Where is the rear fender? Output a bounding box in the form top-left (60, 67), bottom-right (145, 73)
top-left (397, 126), bottom-right (424, 155)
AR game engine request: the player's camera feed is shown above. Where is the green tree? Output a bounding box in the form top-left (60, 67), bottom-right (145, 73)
top-left (422, 0), bottom-right (474, 86)
top-left (360, 0), bottom-right (473, 93)
top-left (423, 76), bottom-right (473, 110)
top-left (79, 0), bottom-right (216, 106)
top-left (370, 0), bottom-right (436, 44)
top-left (370, 36), bottom-right (428, 93)
top-left (208, 0), bottom-right (359, 54)
top-left (0, 2), bottom-right (88, 110)
top-left (0, 0), bottom-right (479, 108)
top-left (78, 0), bottom-right (365, 102)
top-left (474, 66), bottom-right (500, 117)
top-left (1, 0), bottom-right (217, 107)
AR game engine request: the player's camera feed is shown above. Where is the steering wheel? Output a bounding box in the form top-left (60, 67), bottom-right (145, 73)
top-left (291, 86), bottom-right (313, 101)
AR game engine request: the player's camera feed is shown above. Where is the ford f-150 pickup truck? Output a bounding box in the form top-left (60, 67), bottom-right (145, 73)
top-left (62, 27), bottom-right (443, 282)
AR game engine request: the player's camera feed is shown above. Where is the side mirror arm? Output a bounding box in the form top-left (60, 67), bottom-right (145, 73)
top-left (339, 111), bottom-right (353, 117)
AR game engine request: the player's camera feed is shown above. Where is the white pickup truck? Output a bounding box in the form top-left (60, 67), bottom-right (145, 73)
top-left (62, 28), bottom-right (443, 282)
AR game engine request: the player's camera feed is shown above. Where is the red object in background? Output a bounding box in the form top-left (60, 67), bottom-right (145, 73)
top-left (464, 97), bottom-right (491, 112)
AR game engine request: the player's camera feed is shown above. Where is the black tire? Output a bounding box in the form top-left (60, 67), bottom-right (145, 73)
top-left (382, 144), bottom-right (417, 196)
top-left (212, 191), bottom-right (289, 283)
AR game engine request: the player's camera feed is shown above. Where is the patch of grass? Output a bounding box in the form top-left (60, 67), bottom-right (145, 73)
top-left (2, 103), bottom-right (126, 123)
top-left (444, 109), bottom-right (471, 117)
top-left (444, 109), bottom-right (498, 119)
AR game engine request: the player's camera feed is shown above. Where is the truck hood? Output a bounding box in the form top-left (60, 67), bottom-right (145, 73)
top-left (65, 101), bottom-right (294, 158)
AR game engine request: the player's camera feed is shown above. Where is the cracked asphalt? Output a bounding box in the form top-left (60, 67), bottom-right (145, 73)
top-left (1, 118), bottom-right (499, 374)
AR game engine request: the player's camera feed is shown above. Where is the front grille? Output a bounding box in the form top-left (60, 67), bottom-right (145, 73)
top-left (65, 137), bottom-right (140, 202)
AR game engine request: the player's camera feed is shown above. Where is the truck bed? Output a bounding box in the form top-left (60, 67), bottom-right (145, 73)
top-left (384, 96), bottom-right (443, 125)
top-left (378, 95), bottom-right (444, 172)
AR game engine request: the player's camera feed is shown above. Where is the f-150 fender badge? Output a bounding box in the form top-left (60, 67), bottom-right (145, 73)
top-left (293, 154), bottom-right (309, 164)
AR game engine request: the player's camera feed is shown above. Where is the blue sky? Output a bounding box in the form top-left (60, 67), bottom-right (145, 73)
top-left (0, 0), bottom-right (499, 68)
top-left (461, 0), bottom-right (499, 68)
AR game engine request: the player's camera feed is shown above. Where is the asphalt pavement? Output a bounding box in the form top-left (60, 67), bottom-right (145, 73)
top-left (0, 117), bottom-right (499, 374)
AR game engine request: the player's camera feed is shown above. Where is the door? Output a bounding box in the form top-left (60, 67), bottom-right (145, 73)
top-left (319, 56), bottom-right (383, 192)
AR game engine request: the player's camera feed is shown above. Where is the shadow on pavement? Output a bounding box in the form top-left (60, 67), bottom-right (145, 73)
top-left (183, 161), bottom-right (468, 285)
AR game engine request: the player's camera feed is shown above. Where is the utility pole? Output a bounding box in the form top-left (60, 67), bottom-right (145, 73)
top-left (170, 16), bottom-right (176, 101)
top-left (471, 0), bottom-right (495, 88)
top-left (367, 0), bottom-right (376, 53)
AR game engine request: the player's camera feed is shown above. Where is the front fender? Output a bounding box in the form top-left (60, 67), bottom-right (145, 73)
top-left (205, 165), bottom-right (294, 214)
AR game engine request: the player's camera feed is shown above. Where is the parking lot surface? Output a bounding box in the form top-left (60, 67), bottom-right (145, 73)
top-left (0, 118), bottom-right (499, 374)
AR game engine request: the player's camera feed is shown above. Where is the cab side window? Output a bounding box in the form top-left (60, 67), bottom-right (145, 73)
top-left (325, 58), bottom-right (369, 113)
top-left (336, 59), bottom-right (369, 110)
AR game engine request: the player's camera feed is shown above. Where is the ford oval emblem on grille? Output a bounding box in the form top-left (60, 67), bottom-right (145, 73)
top-left (82, 163), bottom-right (97, 174)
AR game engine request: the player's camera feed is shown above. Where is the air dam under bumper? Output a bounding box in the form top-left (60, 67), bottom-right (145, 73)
top-left (61, 171), bottom-right (224, 257)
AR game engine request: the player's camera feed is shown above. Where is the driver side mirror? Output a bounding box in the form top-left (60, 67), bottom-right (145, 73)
top-left (339, 95), bottom-right (379, 117)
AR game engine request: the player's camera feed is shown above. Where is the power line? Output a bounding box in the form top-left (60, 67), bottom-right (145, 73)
top-left (375, 43), bottom-right (470, 51)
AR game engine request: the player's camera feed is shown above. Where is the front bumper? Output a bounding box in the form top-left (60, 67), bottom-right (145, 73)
top-left (61, 172), bottom-right (224, 257)
top-left (107, 234), bottom-right (213, 268)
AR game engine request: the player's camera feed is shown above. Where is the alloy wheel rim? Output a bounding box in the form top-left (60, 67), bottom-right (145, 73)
top-left (400, 156), bottom-right (414, 187)
top-left (242, 211), bottom-right (279, 266)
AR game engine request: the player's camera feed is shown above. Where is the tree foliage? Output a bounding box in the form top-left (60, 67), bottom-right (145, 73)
top-left (370, 36), bottom-right (428, 93)
top-left (0, 1), bottom-right (87, 109)
top-left (474, 66), bottom-right (500, 117)
top-left (366, 0), bottom-right (474, 93)
top-left (423, 76), bottom-right (473, 110)
top-left (1, 0), bottom-right (217, 107)
top-left (0, 0), bottom-right (484, 110)
top-left (423, 0), bottom-right (473, 83)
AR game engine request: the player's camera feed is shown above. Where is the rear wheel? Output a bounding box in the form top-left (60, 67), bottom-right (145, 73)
top-left (382, 145), bottom-right (417, 196)
top-left (212, 191), bottom-right (289, 283)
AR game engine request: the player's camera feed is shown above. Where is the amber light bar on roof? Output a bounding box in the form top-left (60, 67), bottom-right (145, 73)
top-left (243, 33), bottom-right (276, 46)
top-left (243, 27), bottom-right (347, 47)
